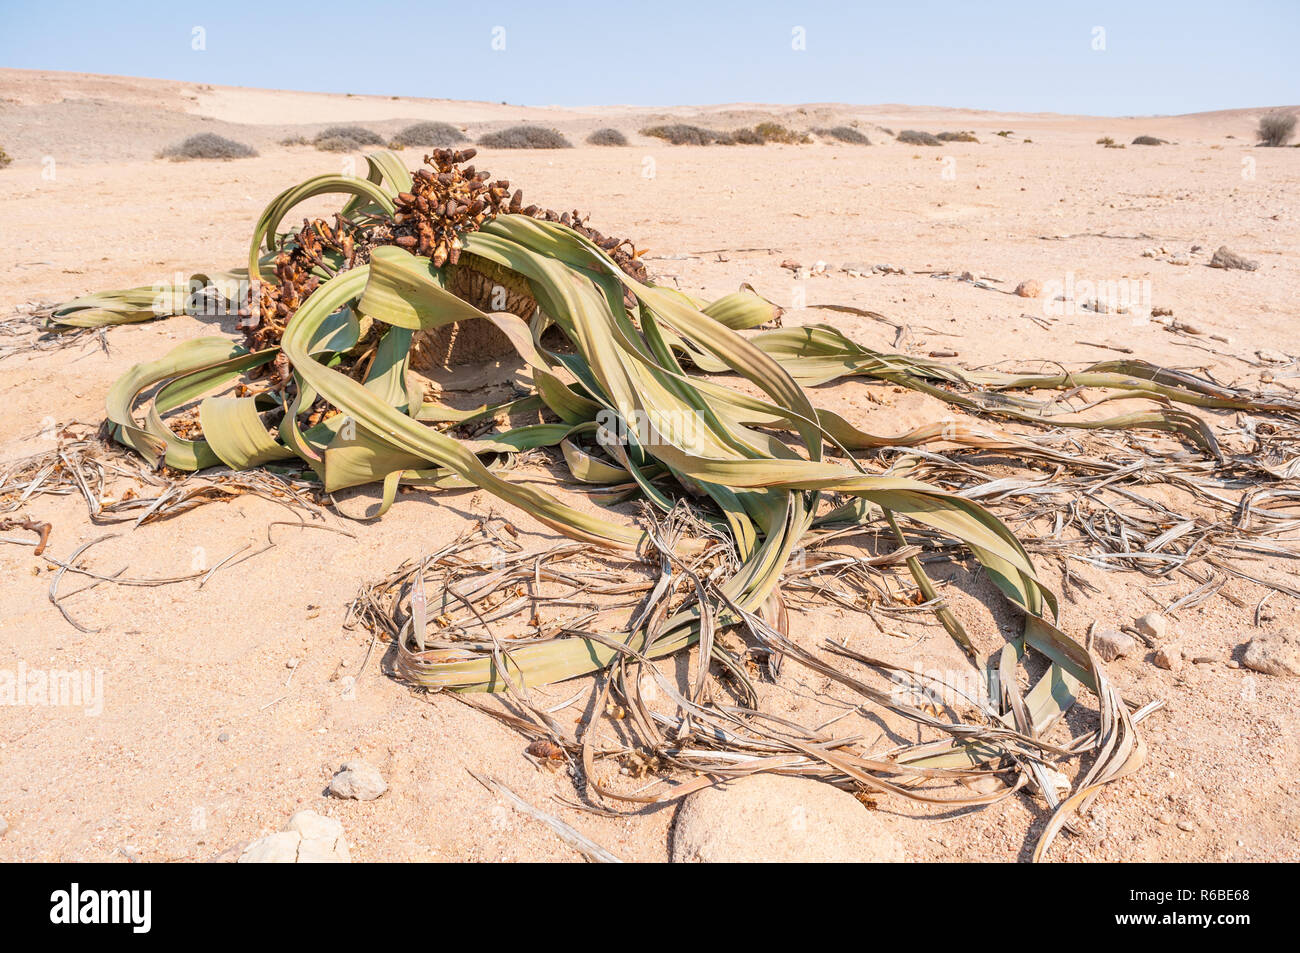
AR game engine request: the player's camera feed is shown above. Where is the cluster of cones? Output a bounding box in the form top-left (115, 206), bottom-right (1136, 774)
top-left (239, 149), bottom-right (649, 364)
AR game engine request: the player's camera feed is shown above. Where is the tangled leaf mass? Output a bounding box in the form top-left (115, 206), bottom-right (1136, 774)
top-left (37, 149), bottom-right (1300, 860)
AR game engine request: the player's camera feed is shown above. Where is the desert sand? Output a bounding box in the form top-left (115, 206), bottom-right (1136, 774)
top-left (0, 70), bottom-right (1297, 862)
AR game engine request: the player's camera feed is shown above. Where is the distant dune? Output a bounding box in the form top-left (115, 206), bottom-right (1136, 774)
top-left (0, 68), bottom-right (1291, 165)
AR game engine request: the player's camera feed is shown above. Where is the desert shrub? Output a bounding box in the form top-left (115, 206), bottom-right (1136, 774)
top-left (1096, 136), bottom-right (1114, 146)
top-left (712, 131), bottom-right (737, 145)
top-left (313, 126), bottom-right (385, 152)
top-left (393, 122), bottom-right (467, 148)
top-left (897, 130), bottom-right (941, 146)
top-left (814, 126), bottom-right (870, 145)
top-left (1131, 135), bottom-right (1166, 146)
top-left (0, 146), bottom-right (10, 168)
top-left (640, 123), bottom-right (720, 145)
top-left (937, 131), bottom-right (979, 143)
top-left (477, 126), bottom-right (573, 149)
top-left (1257, 112), bottom-right (1297, 147)
top-left (994, 130), bottom-right (1014, 137)
top-left (586, 128), bottom-right (628, 146)
top-left (158, 133), bottom-right (257, 161)
top-left (754, 122), bottom-right (811, 144)
top-left (731, 127), bottom-right (766, 145)
top-left (280, 135), bottom-right (310, 147)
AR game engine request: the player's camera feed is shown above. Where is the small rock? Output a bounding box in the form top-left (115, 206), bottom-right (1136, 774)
top-left (1013, 279), bottom-right (1042, 298)
top-left (238, 811), bottom-right (351, 863)
top-left (779, 259), bottom-right (800, 272)
top-left (1157, 812), bottom-right (1175, 825)
top-left (1242, 633), bottom-right (1300, 677)
top-left (1134, 612), bottom-right (1167, 642)
top-left (1153, 643), bottom-right (1184, 671)
top-left (1091, 628), bottom-right (1139, 662)
top-left (672, 775), bottom-right (903, 863)
top-left (217, 731), bottom-right (230, 743)
top-left (1167, 256), bottom-right (1190, 267)
top-left (285, 658), bottom-right (299, 669)
top-left (1209, 246), bottom-right (1259, 271)
top-left (0, 816), bottom-right (8, 837)
top-left (1257, 349), bottom-right (1289, 364)
top-left (287, 810), bottom-right (345, 842)
top-left (329, 759), bottom-right (388, 801)
top-left (1177, 820), bottom-right (1195, 832)
top-left (296, 835), bottom-right (349, 864)
top-left (286, 811), bottom-right (350, 861)
top-left (238, 831), bottom-right (302, 864)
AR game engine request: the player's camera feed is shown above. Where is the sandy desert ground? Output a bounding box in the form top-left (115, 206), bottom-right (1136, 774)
top-left (0, 69), bottom-right (1297, 862)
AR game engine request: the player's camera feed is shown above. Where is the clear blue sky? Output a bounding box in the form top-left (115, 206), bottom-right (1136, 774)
top-left (1, 0), bottom-right (1296, 115)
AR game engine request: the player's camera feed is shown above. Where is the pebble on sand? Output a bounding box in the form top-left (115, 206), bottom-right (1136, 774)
top-left (328, 759), bottom-right (388, 801)
top-left (1209, 246), bottom-right (1259, 271)
top-left (671, 774), bottom-right (903, 863)
top-left (1242, 633), bottom-right (1300, 677)
top-left (1091, 627), bottom-right (1139, 662)
top-left (238, 810), bottom-right (350, 863)
top-left (1014, 279), bottom-right (1042, 298)
top-left (1153, 643), bottom-right (1184, 671)
top-left (1134, 612), bottom-right (1168, 642)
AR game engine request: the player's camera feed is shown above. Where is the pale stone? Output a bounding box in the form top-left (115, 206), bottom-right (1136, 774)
top-left (329, 759), bottom-right (388, 801)
top-left (1092, 628), bottom-right (1139, 661)
top-left (238, 811), bottom-right (351, 863)
top-left (672, 774), bottom-right (903, 863)
top-left (1154, 643), bottom-right (1184, 671)
top-left (287, 809), bottom-right (346, 843)
top-left (1135, 613), bottom-right (1168, 642)
top-left (238, 831), bottom-right (301, 864)
top-left (295, 835), bottom-right (351, 863)
top-left (1243, 633), bottom-right (1300, 677)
